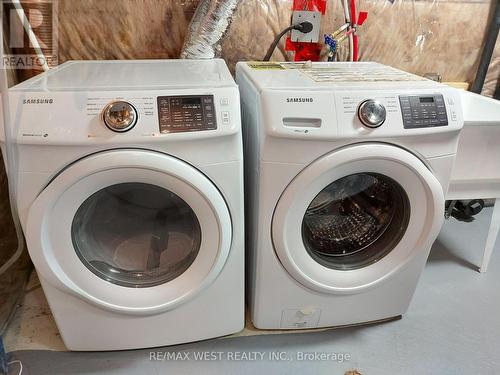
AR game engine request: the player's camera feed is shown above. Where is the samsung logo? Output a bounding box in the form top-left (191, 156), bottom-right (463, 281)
top-left (286, 97), bottom-right (313, 103)
top-left (23, 98), bottom-right (54, 104)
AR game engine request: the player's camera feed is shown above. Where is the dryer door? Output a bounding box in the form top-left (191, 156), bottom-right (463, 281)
top-left (272, 143), bottom-right (444, 294)
top-left (26, 149), bottom-right (232, 315)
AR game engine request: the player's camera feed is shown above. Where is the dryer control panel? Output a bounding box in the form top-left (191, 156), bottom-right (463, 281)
top-left (399, 94), bottom-right (448, 129)
top-left (157, 95), bottom-right (217, 133)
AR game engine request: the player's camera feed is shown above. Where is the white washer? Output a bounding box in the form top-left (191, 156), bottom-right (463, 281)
top-left (236, 62), bottom-right (463, 329)
top-left (6, 59), bottom-right (244, 350)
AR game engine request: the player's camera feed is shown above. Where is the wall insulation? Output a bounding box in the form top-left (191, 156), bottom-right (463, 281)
top-left (9, 0), bottom-right (499, 96)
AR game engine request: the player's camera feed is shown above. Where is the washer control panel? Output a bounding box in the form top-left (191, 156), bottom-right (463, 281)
top-left (399, 94), bottom-right (448, 129)
top-left (157, 95), bottom-right (217, 133)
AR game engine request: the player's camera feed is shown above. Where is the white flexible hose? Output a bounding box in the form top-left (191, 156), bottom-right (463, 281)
top-left (0, 0), bottom-right (46, 276)
top-left (0, 65), bottom-right (25, 277)
top-left (8, 360), bottom-right (23, 375)
top-left (11, 0), bottom-right (49, 71)
top-left (342, 0), bottom-right (354, 62)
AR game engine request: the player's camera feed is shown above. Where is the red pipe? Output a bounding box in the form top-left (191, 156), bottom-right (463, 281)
top-left (350, 0), bottom-right (358, 61)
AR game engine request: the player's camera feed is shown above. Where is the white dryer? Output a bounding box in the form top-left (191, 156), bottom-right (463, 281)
top-left (6, 59), bottom-right (244, 350)
top-left (236, 62), bottom-right (463, 329)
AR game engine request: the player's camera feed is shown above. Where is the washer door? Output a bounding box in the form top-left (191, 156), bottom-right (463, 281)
top-left (272, 143), bottom-right (444, 294)
top-left (27, 149), bottom-right (232, 315)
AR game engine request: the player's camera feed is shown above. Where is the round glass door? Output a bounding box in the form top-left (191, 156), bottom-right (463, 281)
top-left (71, 182), bottom-right (201, 288)
top-left (302, 173), bottom-right (410, 270)
top-left (272, 143), bottom-right (444, 293)
top-left (26, 149), bottom-right (233, 313)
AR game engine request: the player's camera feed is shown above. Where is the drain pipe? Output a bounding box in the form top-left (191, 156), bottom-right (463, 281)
top-left (181, 0), bottom-right (243, 59)
top-left (471, 0), bottom-right (500, 94)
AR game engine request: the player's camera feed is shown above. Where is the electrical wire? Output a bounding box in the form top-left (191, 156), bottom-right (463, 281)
top-left (350, 0), bottom-right (358, 61)
top-left (263, 25), bottom-right (298, 62)
top-left (263, 22), bottom-right (314, 61)
top-left (342, 0), bottom-right (354, 62)
top-left (8, 360), bottom-right (23, 375)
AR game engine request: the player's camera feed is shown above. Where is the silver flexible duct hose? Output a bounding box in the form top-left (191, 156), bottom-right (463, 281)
top-left (181, 0), bottom-right (243, 59)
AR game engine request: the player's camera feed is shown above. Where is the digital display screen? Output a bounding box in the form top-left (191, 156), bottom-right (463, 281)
top-left (181, 97), bottom-right (202, 106)
top-left (419, 97), bottom-right (434, 103)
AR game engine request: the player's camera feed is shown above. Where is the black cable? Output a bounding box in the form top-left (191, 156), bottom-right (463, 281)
top-left (263, 25), bottom-right (296, 62)
top-left (471, 0), bottom-right (500, 94)
top-left (263, 21), bottom-right (314, 61)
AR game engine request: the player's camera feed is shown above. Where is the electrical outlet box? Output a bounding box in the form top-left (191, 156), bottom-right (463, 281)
top-left (290, 11), bottom-right (321, 43)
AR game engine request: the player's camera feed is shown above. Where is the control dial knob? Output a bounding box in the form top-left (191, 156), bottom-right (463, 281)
top-left (357, 99), bottom-right (386, 128)
top-left (102, 101), bottom-right (138, 132)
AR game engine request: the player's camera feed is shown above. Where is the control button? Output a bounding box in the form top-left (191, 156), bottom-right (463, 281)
top-left (221, 111), bottom-right (230, 125)
top-left (220, 98), bottom-right (229, 106)
top-left (102, 101), bottom-right (138, 132)
top-left (357, 99), bottom-right (386, 128)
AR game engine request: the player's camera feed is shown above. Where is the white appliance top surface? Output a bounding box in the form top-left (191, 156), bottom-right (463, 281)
top-left (460, 90), bottom-right (500, 126)
top-left (10, 59), bottom-right (236, 91)
top-left (239, 61), bottom-right (447, 90)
